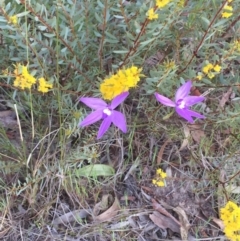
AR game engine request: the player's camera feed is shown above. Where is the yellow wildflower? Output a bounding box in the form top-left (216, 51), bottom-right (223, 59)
top-left (202, 63), bottom-right (213, 74)
top-left (146, 8), bottom-right (158, 20)
top-left (213, 64), bottom-right (221, 72)
top-left (152, 168), bottom-right (167, 187)
top-left (100, 66), bottom-right (143, 100)
top-left (152, 179), bottom-right (165, 187)
top-left (156, 168), bottom-right (167, 178)
top-left (233, 40), bottom-right (240, 52)
top-left (8, 15), bottom-right (17, 25)
top-left (156, 0), bottom-right (171, 8)
top-left (207, 72), bottom-right (215, 79)
top-left (196, 74), bottom-right (203, 81)
top-left (38, 77), bottom-right (53, 93)
top-left (220, 201), bottom-right (239, 221)
top-left (163, 59), bottom-right (176, 71)
top-left (222, 5), bottom-right (233, 18)
top-left (13, 64), bottom-right (36, 89)
top-left (220, 201), bottom-right (240, 241)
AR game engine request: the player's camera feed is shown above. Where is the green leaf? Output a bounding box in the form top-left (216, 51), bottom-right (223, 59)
top-left (16, 11), bottom-right (30, 17)
top-left (140, 38), bottom-right (155, 46)
top-left (75, 164), bottom-right (115, 177)
top-left (113, 50), bottom-right (129, 54)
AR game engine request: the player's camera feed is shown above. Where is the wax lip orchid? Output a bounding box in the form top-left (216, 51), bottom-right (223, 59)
top-left (79, 92), bottom-right (128, 139)
top-left (155, 81), bottom-right (205, 123)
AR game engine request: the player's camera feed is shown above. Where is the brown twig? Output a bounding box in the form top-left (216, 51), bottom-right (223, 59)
top-left (221, 14), bottom-right (240, 39)
top-left (98, 0), bottom-right (108, 71)
top-left (118, 9), bottom-right (152, 69)
top-left (178, 0), bottom-right (229, 75)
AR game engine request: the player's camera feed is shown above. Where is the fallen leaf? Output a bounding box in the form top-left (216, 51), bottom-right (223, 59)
top-left (157, 138), bottom-right (171, 165)
top-left (189, 124), bottom-right (206, 144)
top-left (52, 209), bottom-right (91, 228)
top-left (212, 217), bottom-right (224, 230)
top-left (149, 211), bottom-right (180, 233)
top-left (94, 197), bottom-right (120, 222)
top-left (190, 86), bottom-right (202, 96)
top-left (174, 207), bottom-right (191, 241)
top-left (152, 198), bottom-right (181, 226)
top-left (179, 123), bottom-right (190, 150)
top-left (93, 194), bottom-right (112, 216)
top-left (219, 87), bottom-right (232, 109)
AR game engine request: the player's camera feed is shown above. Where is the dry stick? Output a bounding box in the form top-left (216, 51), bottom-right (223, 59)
top-left (14, 104), bottom-right (23, 142)
top-left (178, 0), bottom-right (229, 75)
top-left (221, 14), bottom-right (240, 39)
top-left (98, 0), bottom-right (108, 71)
top-left (118, 11), bottom-right (152, 69)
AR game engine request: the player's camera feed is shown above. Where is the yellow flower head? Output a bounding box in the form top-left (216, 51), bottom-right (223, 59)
top-left (220, 201), bottom-right (240, 241)
top-left (163, 60), bottom-right (176, 71)
top-left (38, 77), bottom-right (53, 93)
top-left (213, 64), bottom-right (221, 72)
top-left (220, 201), bottom-right (239, 222)
top-left (100, 66), bottom-right (143, 100)
top-left (207, 72), bottom-right (215, 79)
top-left (233, 40), bottom-right (240, 52)
top-left (156, 0), bottom-right (171, 8)
top-left (222, 5), bottom-right (233, 18)
top-left (147, 8), bottom-right (158, 20)
top-left (8, 15), bottom-right (18, 25)
top-left (13, 64), bottom-right (36, 90)
top-left (202, 63), bottom-right (213, 74)
top-left (196, 74), bottom-right (203, 81)
top-left (152, 168), bottom-right (167, 187)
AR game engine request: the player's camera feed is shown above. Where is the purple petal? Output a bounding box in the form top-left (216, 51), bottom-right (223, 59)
top-left (111, 110), bottom-right (127, 133)
top-left (110, 92), bottom-right (129, 109)
top-left (186, 109), bottom-right (205, 119)
top-left (175, 81), bottom-right (192, 102)
top-left (183, 96), bottom-right (205, 107)
top-left (80, 97), bottom-right (107, 110)
top-left (155, 93), bottom-right (175, 107)
top-left (97, 117), bottom-right (112, 139)
top-left (79, 110), bottom-right (103, 127)
top-left (176, 108), bottom-right (194, 123)
top-left (176, 107), bottom-right (205, 123)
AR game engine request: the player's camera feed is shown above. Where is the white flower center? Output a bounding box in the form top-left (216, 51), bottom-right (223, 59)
top-left (103, 108), bottom-right (112, 116)
top-left (178, 100), bottom-right (185, 109)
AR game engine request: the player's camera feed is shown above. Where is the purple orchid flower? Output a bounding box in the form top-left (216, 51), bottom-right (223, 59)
top-left (79, 92), bottom-right (128, 139)
top-left (155, 81), bottom-right (205, 123)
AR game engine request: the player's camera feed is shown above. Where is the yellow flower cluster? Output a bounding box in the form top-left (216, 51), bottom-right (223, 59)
top-left (156, 0), bottom-right (171, 8)
top-left (222, 2), bottom-right (233, 18)
top-left (146, 0), bottom-right (171, 21)
top-left (197, 62), bottom-right (221, 80)
top-left (8, 15), bottom-right (18, 25)
top-left (100, 66), bottom-right (143, 100)
top-left (13, 64), bottom-right (37, 89)
top-left (220, 201), bottom-right (240, 241)
top-left (233, 40), bottom-right (240, 52)
top-left (38, 77), bottom-right (53, 93)
top-left (163, 59), bottom-right (176, 71)
top-left (13, 64), bottom-right (53, 93)
top-left (152, 168), bottom-right (167, 187)
top-left (147, 8), bottom-right (158, 20)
